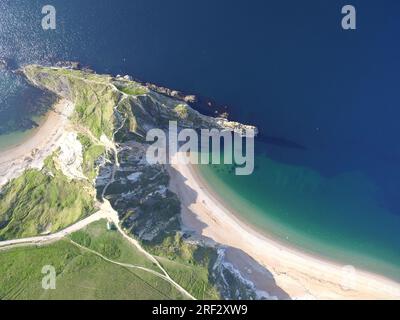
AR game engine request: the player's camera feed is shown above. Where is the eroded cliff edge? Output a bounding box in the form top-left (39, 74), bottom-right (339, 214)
top-left (0, 64), bottom-right (265, 299)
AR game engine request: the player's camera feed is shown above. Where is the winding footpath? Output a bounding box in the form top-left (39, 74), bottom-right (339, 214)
top-left (0, 88), bottom-right (196, 300)
top-left (0, 210), bottom-right (108, 250)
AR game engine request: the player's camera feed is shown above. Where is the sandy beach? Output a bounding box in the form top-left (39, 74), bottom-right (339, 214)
top-left (168, 153), bottom-right (400, 300)
top-left (2, 97), bottom-right (399, 300)
top-left (0, 99), bottom-right (74, 188)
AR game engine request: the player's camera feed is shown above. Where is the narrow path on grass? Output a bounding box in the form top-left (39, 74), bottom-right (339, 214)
top-left (97, 98), bottom-right (196, 300)
top-left (0, 211), bottom-right (108, 249)
top-left (0, 81), bottom-right (197, 300)
top-left (69, 239), bottom-right (191, 299)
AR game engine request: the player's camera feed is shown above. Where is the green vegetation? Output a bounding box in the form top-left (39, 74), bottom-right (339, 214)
top-left (24, 65), bottom-right (120, 139)
top-left (145, 233), bottom-right (221, 300)
top-left (72, 83), bottom-right (118, 139)
top-left (0, 223), bottom-right (185, 299)
top-left (0, 156), bottom-right (95, 240)
top-left (23, 66), bottom-right (222, 142)
top-left (157, 257), bottom-right (220, 300)
top-left (115, 96), bottom-right (143, 138)
top-left (78, 133), bottom-right (106, 181)
top-left (174, 103), bottom-right (203, 125)
top-left (12, 65), bottom-right (253, 300)
top-left (70, 220), bottom-right (159, 271)
top-left (114, 82), bottom-right (148, 96)
top-left (104, 144), bottom-right (222, 300)
top-left (174, 104), bottom-right (190, 119)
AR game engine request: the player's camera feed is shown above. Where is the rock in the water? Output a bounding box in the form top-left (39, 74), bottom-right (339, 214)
top-left (0, 58), bottom-right (8, 70)
top-left (184, 95), bottom-right (197, 103)
top-left (55, 61), bottom-right (81, 69)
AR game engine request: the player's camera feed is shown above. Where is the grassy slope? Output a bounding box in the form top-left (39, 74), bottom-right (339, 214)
top-left (0, 66), bottom-right (119, 240)
top-left (77, 133), bottom-right (106, 181)
top-left (24, 66), bottom-right (119, 139)
top-left (145, 233), bottom-right (221, 300)
top-left (0, 156), bottom-right (95, 240)
top-left (5, 66), bottom-right (227, 299)
top-left (1, 66), bottom-right (152, 240)
top-left (113, 80), bottom-right (149, 96)
top-left (23, 65), bottom-right (216, 140)
top-left (0, 220), bottom-right (184, 300)
top-left (157, 257), bottom-right (220, 300)
top-left (69, 220), bottom-right (159, 272)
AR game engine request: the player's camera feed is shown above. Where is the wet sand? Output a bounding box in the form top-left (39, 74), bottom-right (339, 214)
top-left (168, 153), bottom-right (400, 300)
top-left (0, 99), bottom-right (74, 188)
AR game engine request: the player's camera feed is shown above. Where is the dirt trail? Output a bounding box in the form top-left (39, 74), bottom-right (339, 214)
top-left (0, 93), bottom-right (196, 300)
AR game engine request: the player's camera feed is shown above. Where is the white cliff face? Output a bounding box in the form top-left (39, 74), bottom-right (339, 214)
top-left (55, 131), bottom-right (86, 181)
top-left (127, 172), bottom-right (143, 182)
top-left (100, 134), bottom-right (117, 152)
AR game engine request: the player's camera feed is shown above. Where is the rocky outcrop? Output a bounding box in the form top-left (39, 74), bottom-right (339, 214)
top-left (98, 141), bottom-right (180, 243)
top-left (144, 82), bottom-right (197, 103)
top-left (19, 64), bottom-right (260, 299)
top-left (55, 132), bottom-right (87, 181)
top-left (54, 61), bottom-right (82, 70)
top-left (22, 65), bottom-right (258, 140)
top-left (0, 59), bottom-right (7, 70)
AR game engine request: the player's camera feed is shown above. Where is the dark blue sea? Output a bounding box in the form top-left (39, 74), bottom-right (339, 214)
top-left (1, 0), bottom-right (399, 279)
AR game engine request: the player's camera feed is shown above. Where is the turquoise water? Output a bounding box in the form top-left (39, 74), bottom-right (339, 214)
top-left (0, 69), bottom-right (55, 150)
top-left (198, 146), bottom-right (400, 281)
top-left (0, 129), bottom-right (37, 150)
top-left (0, 114), bottom-right (47, 151)
top-left (1, 1), bottom-right (399, 282)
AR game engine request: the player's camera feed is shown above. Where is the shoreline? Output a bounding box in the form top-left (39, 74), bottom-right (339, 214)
top-left (0, 113), bottom-right (49, 153)
top-left (195, 165), bottom-right (400, 283)
top-left (0, 99), bottom-right (74, 188)
top-left (1, 73), bottom-right (398, 299)
top-left (168, 153), bottom-right (400, 299)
